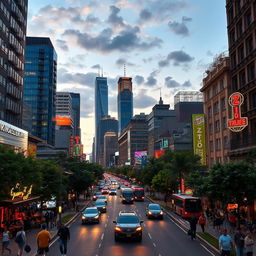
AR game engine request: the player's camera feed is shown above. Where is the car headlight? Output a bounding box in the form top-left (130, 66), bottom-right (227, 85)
top-left (160, 211), bottom-right (163, 215)
top-left (103, 206), bottom-right (106, 209)
top-left (148, 211), bottom-right (152, 215)
top-left (136, 226), bottom-right (142, 232)
top-left (94, 215), bottom-right (99, 219)
top-left (82, 216), bottom-right (86, 219)
top-left (131, 198), bottom-right (134, 200)
top-left (115, 226), bottom-right (122, 232)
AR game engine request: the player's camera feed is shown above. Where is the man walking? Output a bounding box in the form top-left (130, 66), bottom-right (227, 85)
top-left (219, 229), bottom-right (233, 256)
top-left (234, 228), bottom-right (245, 256)
top-left (57, 224), bottom-right (70, 256)
top-left (36, 224), bottom-right (51, 256)
top-left (189, 214), bottom-right (198, 240)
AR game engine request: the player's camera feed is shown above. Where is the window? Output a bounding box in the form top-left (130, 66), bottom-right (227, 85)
top-left (221, 97), bottom-right (226, 111)
top-left (224, 136), bottom-right (229, 149)
top-left (238, 44), bottom-right (244, 62)
top-left (215, 120), bottom-right (220, 132)
top-left (222, 117), bottom-right (227, 129)
top-left (239, 69), bottom-right (246, 87)
top-left (207, 89), bottom-right (212, 100)
top-left (236, 20), bottom-right (243, 38)
top-left (220, 79), bottom-right (224, 90)
top-left (216, 157), bottom-right (222, 163)
top-left (252, 92), bottom-right (256, 109)
top-left (215, 138), bottom-right (221, 151)
top-left (247, 61), bottom-right (255, 81)
top-left (245, 9), bottom-right (252, 28)
top-left (208, 106), bottom-right (212, 118)
top-left (228, 5), bottom-right (234, 24)
top-left (213, 84), bottom-right (219, 95)
top-left (232, 75), bottom-right (238, 91)
top-left (210, 141), bottom-right (213, 152)
top-left (213, 102), bottom-right (219, 114)
top-left (229, 29), bottom-right (236, 45)
top-left (209, 123), bottom-right (213, 135)
top-left (236, 1), bottom-right (241, 14)
top-left (246, 35), bottom-right (253, 55)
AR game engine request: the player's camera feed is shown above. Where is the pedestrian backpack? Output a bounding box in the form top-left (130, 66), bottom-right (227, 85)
top-left (15, 233), bottom-right (23, 243)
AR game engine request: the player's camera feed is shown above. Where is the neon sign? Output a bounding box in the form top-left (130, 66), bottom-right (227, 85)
top-left (227, 92), bottom-right (248, 132)
top-left (10, 183), bottom-right (33, 200)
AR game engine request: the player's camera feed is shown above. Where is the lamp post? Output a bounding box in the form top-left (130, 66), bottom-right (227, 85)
top-left (58, 205), bottom-right (62, 225)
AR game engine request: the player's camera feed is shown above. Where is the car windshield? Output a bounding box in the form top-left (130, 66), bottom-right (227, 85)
top-left (110, 189), bottom-right (115, 191)
top-left (95, 192), bottom-right (101, 195)
top-left (123, 191), bottom-right (133, 196)
top-left (134, 190), bottom-right (144, 196)
top-left (98, 196), bottom-right (106, 199)
top-left (149, 205), bottom-right (161, 210)
top-left (117, 215), bottom-right (139, 224)
top-left (84, 209), bottom-right (98, 214)
top-left (95, 201), bottom-right (105, 206)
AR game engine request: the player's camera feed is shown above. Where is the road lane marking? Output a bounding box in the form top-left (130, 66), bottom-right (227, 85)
top-left (200, 244), bottom-right (215, 256)
top-left (105, 224), bottom-right (107, 228)
top-left (101, 233), bottom-right (104, 240)
top-left (153, 243), bottom-right (156, 247)
top-left (148, 233), bottom-right (152, 239)
top-left (98, 243), bottom-right (101, 248)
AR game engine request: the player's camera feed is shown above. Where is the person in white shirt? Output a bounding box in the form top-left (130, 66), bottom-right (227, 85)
top-left (1, 226), bottom-right (11, 255)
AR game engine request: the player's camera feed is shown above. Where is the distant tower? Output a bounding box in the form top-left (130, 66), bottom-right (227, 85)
top-left (117, 77), bottom-right (133, 134)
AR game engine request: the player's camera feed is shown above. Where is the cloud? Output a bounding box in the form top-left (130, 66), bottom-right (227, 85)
top-left (134, 90), bottom-right (157, 109)
top-left (168, 16), bottom-right (192, 36)
top-left (134, 75), bottom-right (144, 85)
top-left (115, 58), bottom-right (135, 67)
top-left (63, 26), bottom-right (162, 53)
top-left (58, 68), bottom-right (97, 87)
top-left (56, 39), bottom-right (69, 51)
top-left (165, 76), bottom-right (192, 88)
top-left (140, 9), bottom-right (152, 21)
top-left (108, 5), bottom-right (125, 27)
top-left (145, 70), bottom-right (158, 87)
top-left (159, 50), bottom-right (194, 67)
top-left (91, 64), bottom-right (101, 69)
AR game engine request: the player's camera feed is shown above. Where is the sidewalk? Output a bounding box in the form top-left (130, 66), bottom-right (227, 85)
top-left (5, 198), bottom-right (90, 256)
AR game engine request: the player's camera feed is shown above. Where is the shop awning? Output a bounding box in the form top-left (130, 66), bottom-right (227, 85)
top-left (0, 196), bottom-right (41, 206)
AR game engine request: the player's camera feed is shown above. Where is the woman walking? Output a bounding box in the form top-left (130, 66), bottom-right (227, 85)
top-left (199, 213), bottom-right (206, 233)
top-left (1, 226), bottom-right (11, 255)
top-left (245, 231), bottom-right (254, 256)
top-left (15, 226), bottom-right (26, 256)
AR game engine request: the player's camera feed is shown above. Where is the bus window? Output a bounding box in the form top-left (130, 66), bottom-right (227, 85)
top-left (185, 199), bottom-right (201, 213)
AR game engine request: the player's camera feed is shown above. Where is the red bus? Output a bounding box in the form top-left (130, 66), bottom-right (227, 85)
top-left (170, 194), bottom-right (202, 219)
top-left (133, 187), bottom-right (145, 201)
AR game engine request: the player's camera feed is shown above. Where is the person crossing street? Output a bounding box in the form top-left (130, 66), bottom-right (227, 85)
top-left (57, 224), bottom-right (70, 256)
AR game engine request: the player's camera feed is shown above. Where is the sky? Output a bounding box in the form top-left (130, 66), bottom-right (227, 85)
top-left (27, 0), bottom-right (228, 155)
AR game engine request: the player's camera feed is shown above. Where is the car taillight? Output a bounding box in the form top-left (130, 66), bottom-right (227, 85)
top-left (142, 197), bottom-right (144, 199)
top-left (135, 196), bottom-right (137, 199)
top-left (136, 226), bottom-right (142, 232)
top-left (115, 227), bottom-right (121, 232)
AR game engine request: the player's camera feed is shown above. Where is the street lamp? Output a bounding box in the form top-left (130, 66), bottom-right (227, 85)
top-left (58, 205), bottom-right (62, 224)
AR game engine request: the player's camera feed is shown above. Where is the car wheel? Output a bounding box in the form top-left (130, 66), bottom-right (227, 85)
top-left (114, 234), bottom-right (119, 242)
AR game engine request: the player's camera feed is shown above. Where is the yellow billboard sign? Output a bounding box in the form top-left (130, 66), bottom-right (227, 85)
top-left (192, 114), bottom-right (206, 165)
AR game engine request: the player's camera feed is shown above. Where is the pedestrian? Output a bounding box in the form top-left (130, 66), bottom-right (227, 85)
top-left (44, 211), bottom-right (50, 230)
top-left (2, 226), bottom-right (11, 255)
top-left (244, 231), bottom-right (254, 256)
top-left (219, 229), bottom-right (233, 256)
top-left (57, 223), bottom-right (70, 256)
top-left (15, 226), bottom-right (26, 256)
top-left (198, 213), bottom-right (206, 233)
top-left (189, 214), bottom-right (198, 240)
top-left (36, 224), bottom-right (51, 256)
top-left (234, 227), bottom-right (245, 256)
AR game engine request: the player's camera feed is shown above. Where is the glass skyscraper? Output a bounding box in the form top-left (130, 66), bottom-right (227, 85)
top-left (23, 37), bottom-right (57, 145)
top-left (95, 76), bottom-right (108, 162)
top-left (70, 93), bottom-right (80, 137)
top-left (118, 77), bottom-right (133, 134)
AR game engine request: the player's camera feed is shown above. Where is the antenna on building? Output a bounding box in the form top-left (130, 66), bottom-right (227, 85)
top-left (98, 66), bottom-right (100, 77)
top-left (101, 68), bottom-right (103, 77)
top-left (159, 88), bottom-right (163, 105)
top-left (124, 63), bottom-right (126, 77)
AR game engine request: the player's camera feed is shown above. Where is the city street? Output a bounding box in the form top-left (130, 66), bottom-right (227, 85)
top-left (49, 190), bottom-right (212, 256)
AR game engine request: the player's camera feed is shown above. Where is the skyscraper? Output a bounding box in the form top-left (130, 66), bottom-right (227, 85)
top-left (118, 77), bottom-right (133, 134)
top-left (70, 93), bottom-right (80, 137)
top-left (0, 0), bottom-right (28, 127)
top-left (23, 37), bottom-right (57, 145)
top-left (95, 76), bottom-right (108, 162)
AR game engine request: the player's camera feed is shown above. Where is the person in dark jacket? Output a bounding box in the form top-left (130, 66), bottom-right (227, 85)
top-left (57, 224), bottom-right (70, 256)
top-left (189, 214), bottom-right (198, 240)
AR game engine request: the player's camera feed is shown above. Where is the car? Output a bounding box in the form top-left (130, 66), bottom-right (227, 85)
top-left (82, 207), bottom-right (100, 224)
top-left (95, 199), bottom-right (107, 213)
top-left (113, 211), bottom-right (143, 242)
top-left (93, 192), bottom-right (102, 201)
top-left (97, 195), bottom-right (108, 204)
top-left (109, 188), bottom-right (117, 195)
top-left (101, 188), bottom-right (109, 194)
top-left (146, 204), bottom-right (164, 219)
top-left (120, 188), bottom-right (134, 204)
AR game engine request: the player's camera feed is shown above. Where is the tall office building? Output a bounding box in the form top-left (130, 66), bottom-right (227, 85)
top-left (70, 93), bottom-right (80, 137)
top-left (56, 92), bottom-right (73, 120)
top-left (226, 0), bottom-right (256, 160)
top-left (0, 0), bottom-right (28, 126)
top-left (23, 37), bottom-right (57, 145)
top-left (104, 132), bottom-right (118, 168)
top-left (118, 77), bottom-right (133, 134)
top-left (94, 76), bottom-right (108, 162)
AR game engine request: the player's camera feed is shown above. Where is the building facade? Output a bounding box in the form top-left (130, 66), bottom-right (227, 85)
top-left (201, 56), bottom-right (230, 166)
top-left (23, 37), bottom-right (57, 146)
top-left (0, 0), bottom-right (28, 127)
top-left (70, 93), bottom-right (80, 137)
top-left (118, 77), bottom-right (133, 135)
top-left (118, 113), bottom-right (148, 166)
top-left (226, 0), bottom-right (256, 159)
top-left (104, 132), bottom-right (118, 168)
top-left (95, 76), bottom-right (108, 162)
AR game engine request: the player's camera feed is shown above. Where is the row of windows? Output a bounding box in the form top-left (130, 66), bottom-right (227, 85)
top-left (0, 74), bottom-right (6, 87)
top-left (8, 49), bottom-right (23, 70)
top-left (208, 117), bottom-right (227, 135)
top-left (206, 79), bottom-right (225, 100)
top-left (0, 18), bottom-right (9, 38)
top-left (8, 65), bottom-right (23, 85)
top-left (0, 56), bottom-right (8, 70)
top-left (0, 37), bottom-right (8, 55)
top-left (10, 16), bottom-right (24, 40)
top-left (5, 97), bottom-right (21, 114)
top-left (11, 1), bottom-right (26, 26)
top-left (0, 2), bottom-right (10, 21)
top-left (208, 98), bottom-right (227, 117)
top-left (0, 91), bottom-right (5, 104)
top-left (6, 82), bottom-right (22, 100)
top-left (209, 136), bottom-right (229, 152)
top-left (9, 32), bottom-right (24, 55)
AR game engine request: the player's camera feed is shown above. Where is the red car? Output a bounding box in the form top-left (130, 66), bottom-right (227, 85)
top-left (101, 188), bottom-right (109, 194)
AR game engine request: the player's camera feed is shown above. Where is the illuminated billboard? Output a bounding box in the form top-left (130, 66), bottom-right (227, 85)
top-left (154, 150), bottom-right (165, 159)
top-left (192, 114), bottom-right (206, 165)
top-left (134, 151), bottom-right (147, 165)
top-left (55, 115), bottom-right (72, 126)
top-left (227, 92), bottom-right (248, 132)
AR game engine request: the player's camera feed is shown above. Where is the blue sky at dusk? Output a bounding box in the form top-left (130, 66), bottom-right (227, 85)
top-left (27, 0), bottom-right (228, 154)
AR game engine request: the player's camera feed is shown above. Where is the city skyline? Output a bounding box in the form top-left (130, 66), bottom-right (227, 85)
top-left (26, 0), bottom-right (228, 153)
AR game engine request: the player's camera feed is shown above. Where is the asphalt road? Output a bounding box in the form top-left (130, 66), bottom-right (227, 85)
top-left (49, 189), bottom-right (212, 256)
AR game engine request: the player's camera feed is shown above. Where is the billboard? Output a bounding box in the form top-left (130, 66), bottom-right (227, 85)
top-left (192, 114), bottom-right (206, 165)
top-left (134, 151), bottom-right (147, 166)
top-left (55, 115), bottom-right (72, 126)
top-left (154, 150), bottom-right (165, 159)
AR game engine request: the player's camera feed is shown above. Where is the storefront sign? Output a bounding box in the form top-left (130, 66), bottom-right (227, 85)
top-left (192, 114), bottom-right (206, 165)
top-left (185, 189), bottom-right (193, 196)
top-left (227, 204), bottom-right (238, 210)
top-left (10, 183), bottom-right (33, 200)
top-left (0, 120), bottom-right (28, 152)
top-left (227, 92), bottom-right (248, 132)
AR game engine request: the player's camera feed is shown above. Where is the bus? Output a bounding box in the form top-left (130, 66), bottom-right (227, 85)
top-left (120, 188), bottom-right (134, 204)
top-left (170, 194), bottom-right (202, 219)
top-left (133, 187), bottom-right (145, 201)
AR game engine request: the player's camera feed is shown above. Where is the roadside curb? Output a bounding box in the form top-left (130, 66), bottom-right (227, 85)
top-left (146, 196), bottom-right (220, 256)
top-left (33, 200), bottom-right (91, 256)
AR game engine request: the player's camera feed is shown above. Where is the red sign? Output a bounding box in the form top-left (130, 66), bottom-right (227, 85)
top-left (154, 150), bottom-right (165, 159)
top-left (184, 189), bottom-right (193, 196)
top-left (227, 92), bottom-right (248, 132)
